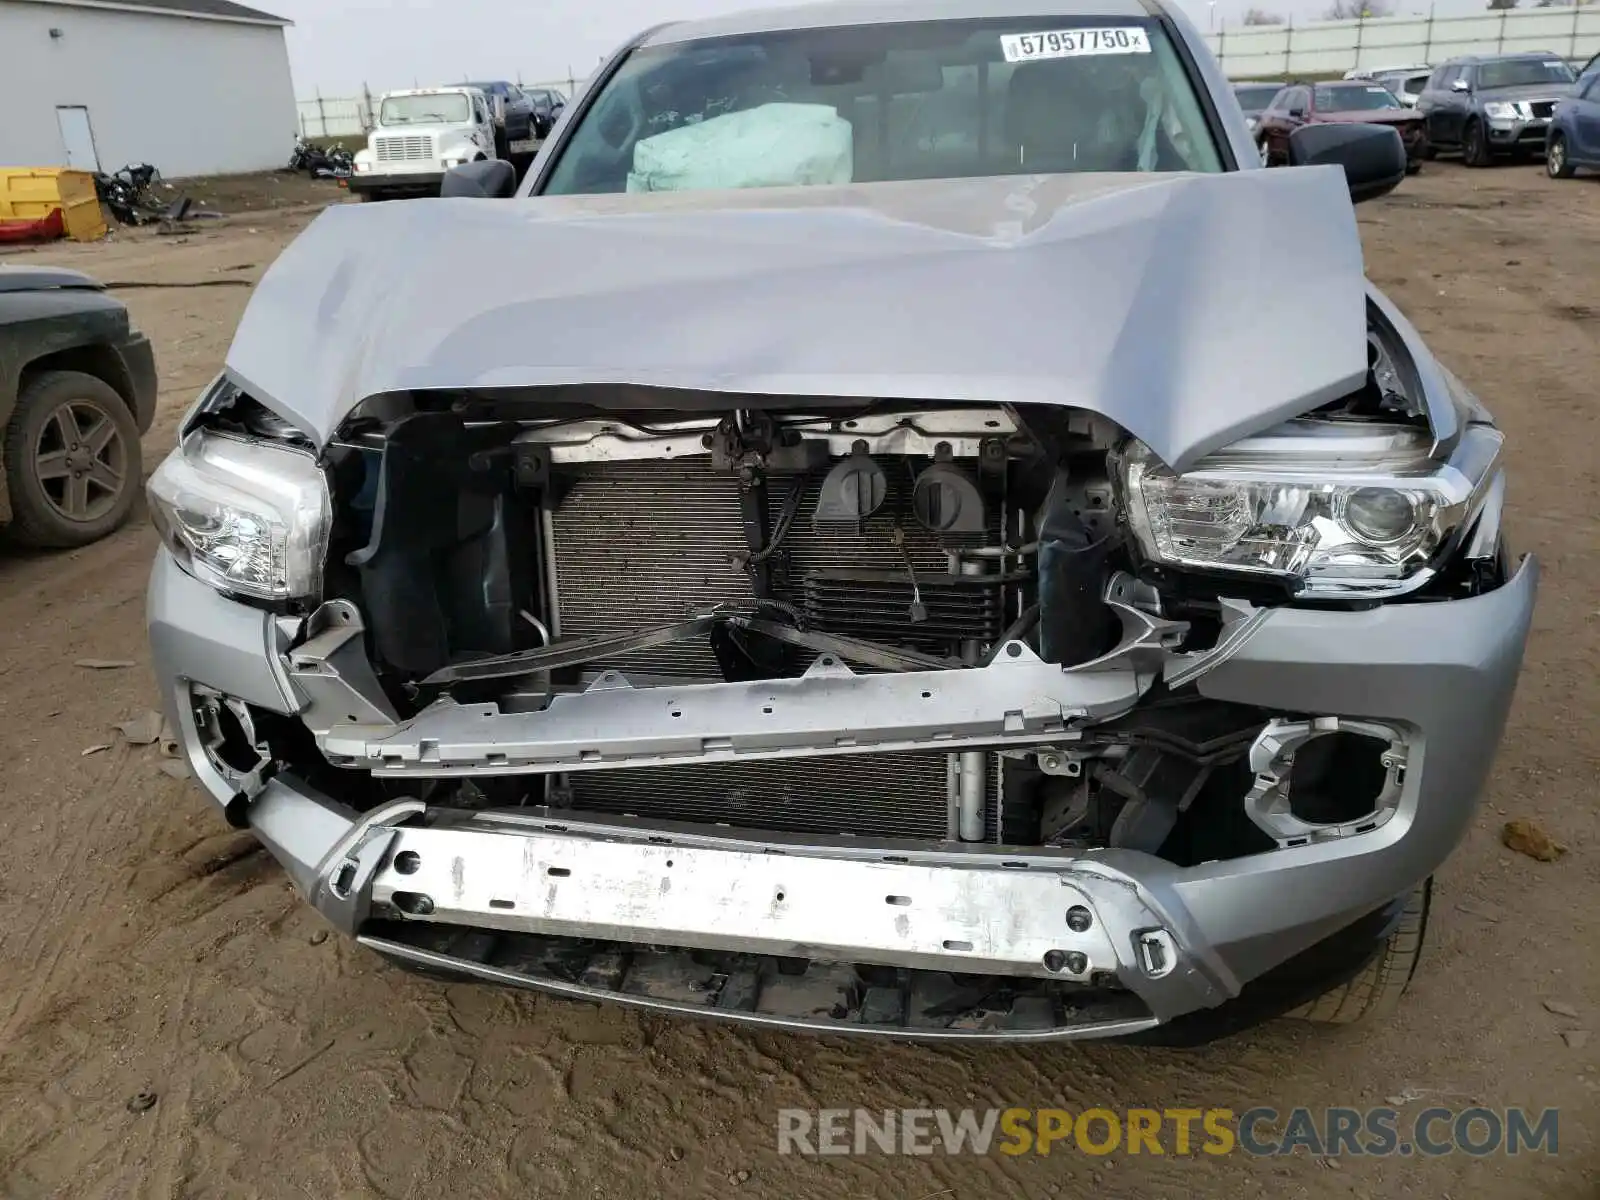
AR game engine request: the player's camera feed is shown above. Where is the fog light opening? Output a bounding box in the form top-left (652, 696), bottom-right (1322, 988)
top-left (1287, 731), bottom-right (1392, 826)
top-left (1242, 718), bottom-right (1409, 847)
top-left (190, 688), bottom-right (273, 786)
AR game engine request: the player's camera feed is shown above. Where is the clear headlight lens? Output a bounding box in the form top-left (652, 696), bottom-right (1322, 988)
top-left (1483, 101), bottom-right (1519, 119)
top-left (1120, 421), bottom-right (1502, 598)
top-left (147, 430), bottom-right (330, 602)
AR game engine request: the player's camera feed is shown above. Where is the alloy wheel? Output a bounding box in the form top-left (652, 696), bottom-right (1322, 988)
top-left (1547, 137), bottom-right (1566, 178)
top-left (30, 399), bottom-right (128, 524)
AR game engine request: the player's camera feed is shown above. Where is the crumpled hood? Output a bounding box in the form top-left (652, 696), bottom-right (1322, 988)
top-left (226, 167), bottom-right (1369, 471)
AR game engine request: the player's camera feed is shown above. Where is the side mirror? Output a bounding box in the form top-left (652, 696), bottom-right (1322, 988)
top-left (1287, 122), bottom-right (1406, 204)
top-left (441, 158), bottom-right (516, 199)
top-left (1451, 78), bottom-right (1471, 93)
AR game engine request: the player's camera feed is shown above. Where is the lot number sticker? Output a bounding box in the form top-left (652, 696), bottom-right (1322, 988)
top-left (1001, 27), bottom-right (1152, 63)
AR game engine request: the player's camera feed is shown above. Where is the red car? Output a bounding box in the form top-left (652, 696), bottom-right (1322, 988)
top-left (1257, 81), bottom-right (1428, 172)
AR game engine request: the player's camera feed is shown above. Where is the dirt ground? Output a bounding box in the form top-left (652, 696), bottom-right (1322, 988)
top-left (0, 163), bottom-right (1595, 1200)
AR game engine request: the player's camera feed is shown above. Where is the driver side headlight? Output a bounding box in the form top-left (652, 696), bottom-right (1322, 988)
top-left (1119, 421), bottom-right (1502, 598)
top-left (147, 431), bottom-right (331, 603)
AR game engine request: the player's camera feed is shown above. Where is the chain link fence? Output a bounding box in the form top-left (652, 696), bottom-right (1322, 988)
top-left (296, 12), bottom-right (1600, 136)
top-left (296, 77), bottom-right (579, 139)
top-left (1208, 5), bottom-right (1600, 79)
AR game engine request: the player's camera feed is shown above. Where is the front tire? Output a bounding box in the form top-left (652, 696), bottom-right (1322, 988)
top-left (1462, 119), bottom-right (1493, 168)
top-left (3, 370), bottom-right (142, 549)
top-left (1547, 132), bottom-right (1576, 178)
top-left (1287, 880), bottom-right (1432, 1024)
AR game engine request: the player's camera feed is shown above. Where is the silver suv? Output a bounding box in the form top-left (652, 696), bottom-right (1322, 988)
top-left (1416, 51), bottom-right (1578, 165)
top-left (146, 0), bottom-right (1532, 1043)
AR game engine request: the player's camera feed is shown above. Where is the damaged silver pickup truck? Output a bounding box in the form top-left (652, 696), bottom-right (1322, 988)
top-left (145, 0), bottom-right (1536, 1043)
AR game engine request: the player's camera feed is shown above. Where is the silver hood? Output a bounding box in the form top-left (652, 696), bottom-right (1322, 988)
top-left (225, 166), bottom-right (1369, 471)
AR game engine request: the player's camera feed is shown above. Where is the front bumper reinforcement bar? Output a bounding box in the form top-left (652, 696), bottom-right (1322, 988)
top-left (321, 620), bottom-right (1182, 777)
top-left (314, 807), bottom-right (1238, 1030)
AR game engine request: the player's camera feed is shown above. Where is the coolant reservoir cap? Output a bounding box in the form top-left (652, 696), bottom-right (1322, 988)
top-left (815, 441), bottom-right (888, 523)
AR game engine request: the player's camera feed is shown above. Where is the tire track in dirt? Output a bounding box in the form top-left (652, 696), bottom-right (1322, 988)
top-left (0, 534), bottom-right (170, 1040)
top-left (0, 805), bottom-right (293, 1196)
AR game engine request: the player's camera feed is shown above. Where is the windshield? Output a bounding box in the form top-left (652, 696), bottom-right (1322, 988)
top-left (1477, 58), bottom-right (1576, 89)
top-left (542, 17), bottom-right (1224, 196)
top-left (381, 93), bottom-right (472, 125)
top-left (1314, 84), bottom-right (1402, 111)
top-left (1233, 84), bottom-right (1281, 110)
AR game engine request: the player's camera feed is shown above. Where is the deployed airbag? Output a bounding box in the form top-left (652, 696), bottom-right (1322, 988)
top-left (627, 103), bottom-right (854, 193)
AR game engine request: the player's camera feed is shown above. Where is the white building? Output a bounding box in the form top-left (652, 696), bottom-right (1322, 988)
top-left (0, 0), bottom-right (296, 178)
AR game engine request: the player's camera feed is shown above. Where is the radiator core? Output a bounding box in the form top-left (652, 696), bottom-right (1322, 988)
top-left (544, 456), bottom-right (1007, 841)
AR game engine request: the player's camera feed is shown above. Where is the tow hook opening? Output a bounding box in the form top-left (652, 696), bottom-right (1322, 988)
top-left (1137, 929), bottom-right (1177, 979)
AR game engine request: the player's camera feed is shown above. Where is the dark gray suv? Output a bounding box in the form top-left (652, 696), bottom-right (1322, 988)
top-left (1416, 52), bottom-right (1578, 165)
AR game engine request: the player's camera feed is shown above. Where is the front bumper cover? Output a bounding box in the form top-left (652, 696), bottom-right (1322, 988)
top-left (347, 170), bottom-right (445, 195)
top-left (147, 549), bottom-right (1539, 1038)
top-left (1485, 116), bottom-right (1551, 147)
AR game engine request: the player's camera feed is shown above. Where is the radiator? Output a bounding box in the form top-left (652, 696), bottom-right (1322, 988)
top-left (544, 456), bottom-right (1007, 841)
top-left (563, 752), bottom-right (1003, 841)
top-left (547, 457), bottom-right (999, 677)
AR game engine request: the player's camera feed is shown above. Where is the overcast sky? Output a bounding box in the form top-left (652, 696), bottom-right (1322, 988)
top-left (266, 0), bottom-right (1485, 95)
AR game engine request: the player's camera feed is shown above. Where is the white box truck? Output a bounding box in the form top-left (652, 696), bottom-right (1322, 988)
top-left (350, 87), bottom-right (503, 201)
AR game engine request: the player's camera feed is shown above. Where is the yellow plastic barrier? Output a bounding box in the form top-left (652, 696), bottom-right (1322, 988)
top-left (0, 168), bottom-right (108, 242)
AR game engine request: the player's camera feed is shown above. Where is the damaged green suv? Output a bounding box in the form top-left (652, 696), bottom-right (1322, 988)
top-left (2, 266), bottom-right (156, 547)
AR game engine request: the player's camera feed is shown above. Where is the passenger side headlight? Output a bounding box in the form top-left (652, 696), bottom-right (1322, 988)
top-left (1119, 421), bottom-right (1502, 598)
top-left (147, 431), bottom-right (331, 603)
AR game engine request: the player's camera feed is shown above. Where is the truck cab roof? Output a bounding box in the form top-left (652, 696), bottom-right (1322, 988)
top-left (379, 86), bottom-right (485, 101)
